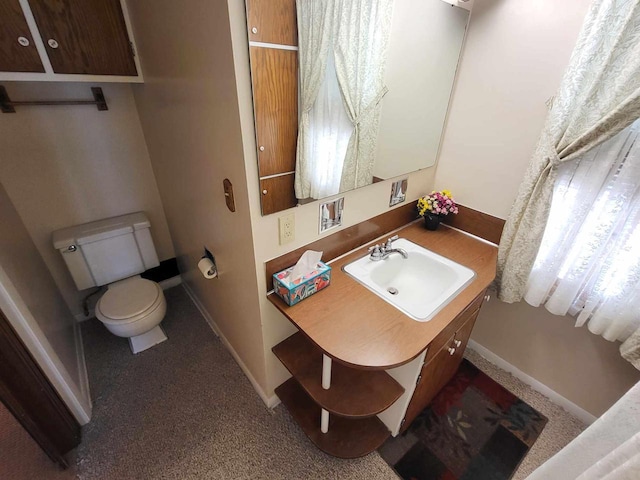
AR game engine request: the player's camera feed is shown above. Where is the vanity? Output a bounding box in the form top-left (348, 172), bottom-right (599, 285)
top-left (268, 219), bottom-right (497, 458)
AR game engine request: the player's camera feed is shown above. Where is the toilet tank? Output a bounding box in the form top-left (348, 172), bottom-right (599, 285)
top-left (52, 212), bottom-right (160, 290)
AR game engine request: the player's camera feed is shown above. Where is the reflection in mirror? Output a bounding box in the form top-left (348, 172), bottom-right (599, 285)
top-left (319, 197), bottom-right (345, 233)
top-left (389, 179), bottom-right (408, 207)
top-left (295, 0), bottom-right (470, 201)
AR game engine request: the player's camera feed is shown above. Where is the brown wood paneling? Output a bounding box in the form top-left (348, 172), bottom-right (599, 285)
top-left (0, 308), bottom-right (80, 466)
top-left (260, 174), bottom-right (297, 215)
top-left (28, 0), bottom-right (137, 75)
top-left (0, 0), bottom-right (44, 72)
top-left (247, 0), bottom-right (297, 46)
top-left (267, 221), bottom-right (497, 370)
top-left (265, 203), bottom-right (418, 289)
top-left (441, 204), bottom-right (505, 245)
top-left (273, 332), bottom-right (404, 418)
top-left (251, 46), bottom-right (298, 177)
top-left (275, 378), bottom-right (390, 458)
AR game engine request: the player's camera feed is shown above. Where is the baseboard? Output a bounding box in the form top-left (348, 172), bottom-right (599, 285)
top-left (74, 275), bottom-right (183, 322)
top-left (181, 283), bottom-right (279, 409)
top-left (73, 322), bottom-right (92, 420)
top-left (467, 339), bottom-right (597, 425)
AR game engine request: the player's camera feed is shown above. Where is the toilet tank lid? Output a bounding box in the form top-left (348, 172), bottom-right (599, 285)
top-left (52, 212), bottom-right (151, 250)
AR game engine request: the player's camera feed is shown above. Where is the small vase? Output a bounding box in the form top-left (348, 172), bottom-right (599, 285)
top-left (423, 213), bottom-right (442, 231)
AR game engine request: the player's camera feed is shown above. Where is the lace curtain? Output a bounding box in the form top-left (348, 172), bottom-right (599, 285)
top-left (294, 0), bottom-right (394, 200)
top-left (497, 0), bottom-right (640, 303)
top-left (525, 119), bottom-right (640, 352)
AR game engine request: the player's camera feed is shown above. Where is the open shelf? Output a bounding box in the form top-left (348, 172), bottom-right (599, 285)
top-left (273, 332), bottom-right (404, 418)
top-left (275, 378), bottom-right (390, 458)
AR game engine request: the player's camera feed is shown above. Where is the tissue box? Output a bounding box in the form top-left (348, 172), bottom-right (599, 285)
top-left (273, 262), bottom-right (331, 306)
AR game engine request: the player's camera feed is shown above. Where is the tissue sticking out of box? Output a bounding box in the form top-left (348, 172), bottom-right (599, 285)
top-left (289, 250), bottom-right (323, 283)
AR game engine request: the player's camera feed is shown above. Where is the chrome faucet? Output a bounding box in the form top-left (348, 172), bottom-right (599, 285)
top-left (368, 235), bottom-right (408, 261)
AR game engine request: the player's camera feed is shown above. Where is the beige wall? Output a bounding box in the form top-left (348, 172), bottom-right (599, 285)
top-left (435, 0), bottom-right (640, 416)
top-left (0, 82), bottom-right (174, 317)
top-left (0, 183), bottom-right (90, 422)
top-left (128, 0), bottom-right (267, 393)
top-left (227, 0), bottom-right (437, 398)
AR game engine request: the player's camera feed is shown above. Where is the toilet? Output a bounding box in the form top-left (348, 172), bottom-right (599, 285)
top-left (53, 212), bottom-right (168, 354)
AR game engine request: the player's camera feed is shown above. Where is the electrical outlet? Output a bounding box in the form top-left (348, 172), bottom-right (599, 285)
top-left (279, 213), bottom-right (295, 245)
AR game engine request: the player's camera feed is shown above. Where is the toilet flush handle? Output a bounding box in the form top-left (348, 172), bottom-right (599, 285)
top-left (66, 245), bottom-right (77, 252)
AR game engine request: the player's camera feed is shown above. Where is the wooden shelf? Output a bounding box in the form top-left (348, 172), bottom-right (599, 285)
top-left (276, 378), bottom-right (390, 458)
top-left (273, 332), bottom-right (404, 418)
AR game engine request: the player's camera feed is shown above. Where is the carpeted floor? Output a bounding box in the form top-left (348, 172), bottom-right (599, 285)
top-left (60, 285), bottom-right (583, 479)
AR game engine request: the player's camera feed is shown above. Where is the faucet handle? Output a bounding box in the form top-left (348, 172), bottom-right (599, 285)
top-left (368, 244), bottom-right (384, 260)
top-left (385, 235), bottom-right (399, 249)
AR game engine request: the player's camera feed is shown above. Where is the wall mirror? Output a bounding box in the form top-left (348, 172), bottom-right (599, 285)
top-left (246, 0), bottom-right (471, 215)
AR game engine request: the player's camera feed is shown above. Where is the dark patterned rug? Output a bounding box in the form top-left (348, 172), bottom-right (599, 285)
top-left (379, 359), bottom-right (547, 480)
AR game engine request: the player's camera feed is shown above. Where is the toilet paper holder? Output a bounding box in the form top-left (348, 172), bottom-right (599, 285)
top-left (199, 247), bottom-right (218, 279)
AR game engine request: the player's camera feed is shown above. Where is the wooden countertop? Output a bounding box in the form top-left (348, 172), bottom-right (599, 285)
top-left (268, 222), bottom-right (497, 370)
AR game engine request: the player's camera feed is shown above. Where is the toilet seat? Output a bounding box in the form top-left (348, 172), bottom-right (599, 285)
top-left (96, 278), bottom-right (163, 325)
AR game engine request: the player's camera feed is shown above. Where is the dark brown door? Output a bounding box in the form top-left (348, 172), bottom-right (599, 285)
top-left (0, 0), bottom-right (45, 72)
top-left (0, 308), bottom-right (81, 467)
top-left (28, 0), bottom-right (137, 75)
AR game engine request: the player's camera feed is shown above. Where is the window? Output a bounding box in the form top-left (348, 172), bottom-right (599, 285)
top-left (525, 119), bottom-right (640, 342)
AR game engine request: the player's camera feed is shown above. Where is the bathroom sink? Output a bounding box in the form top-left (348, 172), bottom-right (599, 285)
top-left (342, 238), bottom-right (475, 322)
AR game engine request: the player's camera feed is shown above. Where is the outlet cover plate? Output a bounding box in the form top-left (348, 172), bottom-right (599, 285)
top-left (279, 213), bottom-right (295, 245)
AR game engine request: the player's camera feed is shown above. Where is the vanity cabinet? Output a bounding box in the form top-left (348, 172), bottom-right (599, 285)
top-left (401, 290), bottom-right (485, 432)
top-left (0, 0), bottom-right (140, 81)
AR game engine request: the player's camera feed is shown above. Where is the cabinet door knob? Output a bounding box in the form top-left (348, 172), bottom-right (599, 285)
top-left (448, 347), bottom-right (456, 355)
top-left (251, 27), bottom-right (258, 34)
top-left (262, 189), bottom-right (268, 195)
top-left (47, 38), bottom-right (59, 49)
top-left (259, 145), bottom-right (265, 151)
top-left (17, 36), bottom-right (30, 47)
top-left (454, 339), bottom-right (462, 348)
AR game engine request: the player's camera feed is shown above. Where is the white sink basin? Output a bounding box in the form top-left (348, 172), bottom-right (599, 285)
top-left (343, 238), bottom-right (475, 322)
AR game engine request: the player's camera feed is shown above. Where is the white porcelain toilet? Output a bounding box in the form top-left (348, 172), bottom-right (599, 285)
top-left (53, 212), bottom-right (168, 354)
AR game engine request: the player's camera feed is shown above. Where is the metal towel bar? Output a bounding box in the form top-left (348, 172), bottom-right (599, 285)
top-left (0, 85), bottom-right (108, 113)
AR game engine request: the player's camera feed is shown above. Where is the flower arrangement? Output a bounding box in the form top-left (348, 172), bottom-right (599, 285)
top-left (417, 190), bottom-right (459, 217)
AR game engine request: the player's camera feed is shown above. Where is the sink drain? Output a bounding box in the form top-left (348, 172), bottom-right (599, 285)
top-left (387, 287), bottom-right (398, 295)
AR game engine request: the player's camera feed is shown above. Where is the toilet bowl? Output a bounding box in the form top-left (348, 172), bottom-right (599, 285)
top-left (95, 276), bottom-right (167, 354)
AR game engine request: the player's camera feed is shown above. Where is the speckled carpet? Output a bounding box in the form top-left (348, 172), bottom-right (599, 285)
top-left (71, 286), bottom-right (585, 480)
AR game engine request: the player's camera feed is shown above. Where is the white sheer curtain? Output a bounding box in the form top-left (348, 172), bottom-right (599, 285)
top-left (525, 118), bottom-right (640, 343)
top-left (303, 50), bottom-right (353, 199)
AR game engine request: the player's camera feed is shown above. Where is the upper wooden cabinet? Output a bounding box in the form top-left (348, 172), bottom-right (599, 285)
top-left (0, 0), bottom-right (44, 72)
top-left (247, 0), bottom-right (297, 46)
top-left (0, 0), bottom-right (140, 81)
top-left (28, 0), bottom-right (137, 76)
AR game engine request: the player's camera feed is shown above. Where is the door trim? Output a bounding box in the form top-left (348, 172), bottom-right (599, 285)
top-left (0, 308), bottom-right (81, 466)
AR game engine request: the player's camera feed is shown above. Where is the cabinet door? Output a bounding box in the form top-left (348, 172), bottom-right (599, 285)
top-left (247, 0), bottom-right (297, 46)
top-left (402, 335), bottom-right (461, 431)
top-left (28, 0), bottom-right (137, 75)
top-left (401, 309), bottom-right (480, 432)
top-left (0, 0), bottom-right (44, 72)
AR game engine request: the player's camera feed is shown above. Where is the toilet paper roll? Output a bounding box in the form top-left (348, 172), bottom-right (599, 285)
top-left (198, 257), bottom-right (217, 279)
